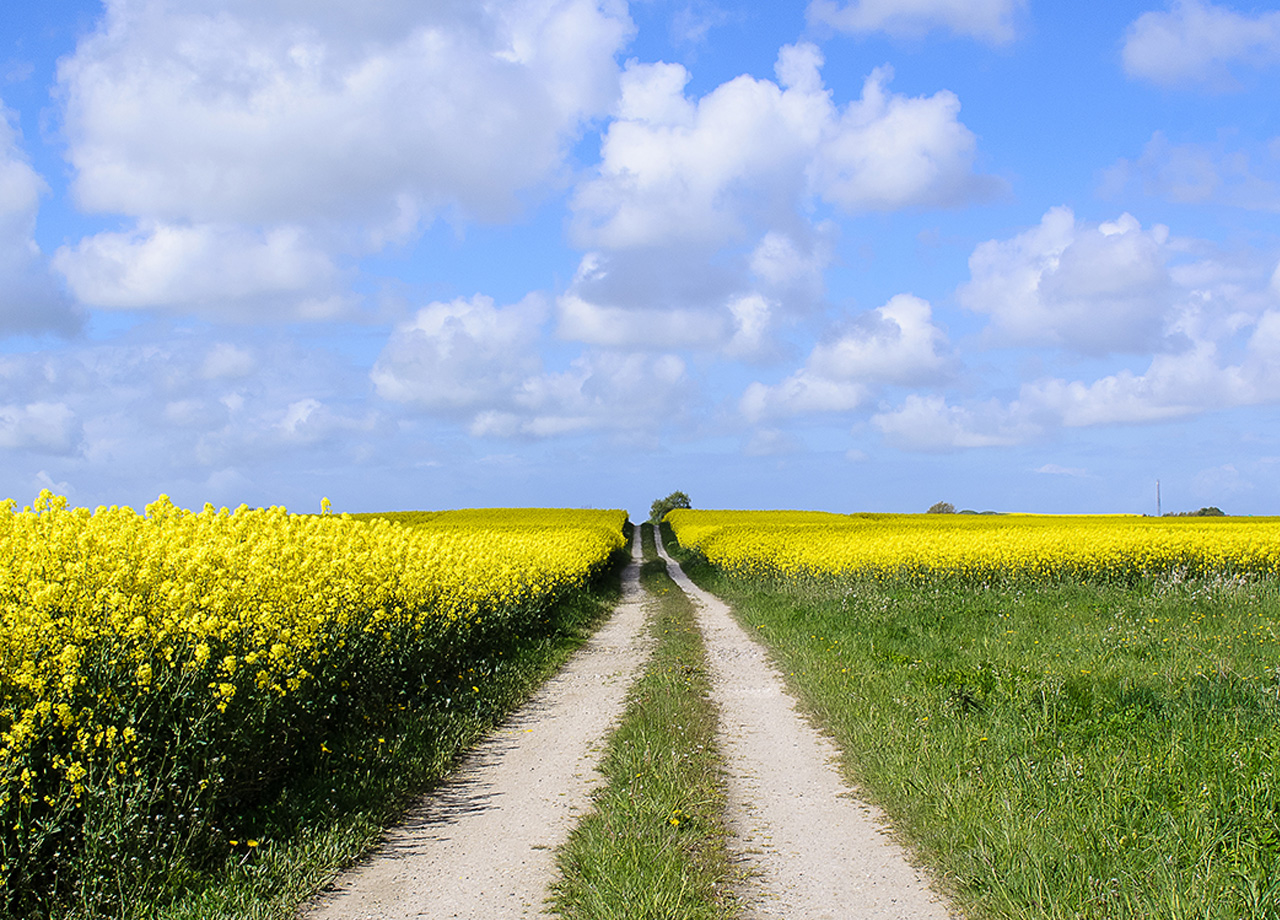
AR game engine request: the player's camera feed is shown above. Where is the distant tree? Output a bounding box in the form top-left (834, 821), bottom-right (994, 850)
top-left (1164, 506), bottom-right (1226, 517)
top-left (927, 501), bottom-right (956, 514)
top-left (650, 491), bottom-right (692, 523)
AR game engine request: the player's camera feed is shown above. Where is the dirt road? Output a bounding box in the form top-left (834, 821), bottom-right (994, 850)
top-left (655, 528), bottom-right (957, 920)
top-left (300, 529), bottom-right (651, 920)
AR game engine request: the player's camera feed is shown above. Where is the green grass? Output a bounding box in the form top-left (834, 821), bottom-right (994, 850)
top-left (551, 523), bottom-right (737, 920)
top-left (662, 523), bottom-right (1280, 920)
top-left (70, 560), bottom-right (628, 920)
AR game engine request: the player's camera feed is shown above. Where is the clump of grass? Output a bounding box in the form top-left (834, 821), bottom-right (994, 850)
top-left (552, 524), bottom-right (737, 920)
top-left (662, 523), bottom-right (1280, 920)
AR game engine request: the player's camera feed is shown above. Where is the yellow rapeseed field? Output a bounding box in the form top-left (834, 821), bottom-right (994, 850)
top-left (665, 508), bottom-right (1280, 581)
top-left (0, 492), bottom-right (625, 910)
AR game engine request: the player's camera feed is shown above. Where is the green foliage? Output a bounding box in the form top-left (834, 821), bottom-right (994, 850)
top-left (1164, 506), bottom-right (1227, 517)
top-left (927, 501), bottom-right (956, 514)
top-left (666, 528), bottom-right (1280, 920)
top-left (649, 491), bottom-right (692, 524)
top-left (44, 575), bottom-right (624, 920)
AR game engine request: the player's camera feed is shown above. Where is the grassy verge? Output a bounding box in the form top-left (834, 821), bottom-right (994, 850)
top-left (551, 523), bottom-right (737, 920)
top-left (661, 523), bottom-right (1280, 920)
top-left (101, 557), bottom-right (628, 920)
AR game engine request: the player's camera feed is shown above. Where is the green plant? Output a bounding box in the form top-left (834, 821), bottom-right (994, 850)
top-left (649, 491), bottom-right (692, 524)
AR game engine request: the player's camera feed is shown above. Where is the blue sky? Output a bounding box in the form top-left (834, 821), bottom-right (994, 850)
top-left (3, 0), bottom-right (1280, 520)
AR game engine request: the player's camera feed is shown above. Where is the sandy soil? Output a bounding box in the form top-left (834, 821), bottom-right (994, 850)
top-left (655, 529), bottom-right (959, 920)
top-left (298, 529), bottom-right (651, 920)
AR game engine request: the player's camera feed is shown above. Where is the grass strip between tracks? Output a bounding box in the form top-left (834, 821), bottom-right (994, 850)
top-left (551, 523), bottom-right (737, 920)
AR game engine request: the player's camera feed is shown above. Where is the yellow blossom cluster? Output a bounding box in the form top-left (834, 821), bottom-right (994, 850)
top-left (0, 491), bottom-right (625, 907)
top-left (665, 509), bottom-right (1280, 582)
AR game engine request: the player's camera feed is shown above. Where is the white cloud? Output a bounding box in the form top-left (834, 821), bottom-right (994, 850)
top-left (959, 206), bottom-right (1179, 354)
top-left (1022, 357), bottom-right (1223, 427)
top-left (571, 44), bottom-right (996, 249)
top-left (748, 229), bottom-right (833, 302)
top-left (53, 0), bottom-right (633, 316)
top-left (808, 294), bottom-right (950, 384)
top-left (54, 222), bottom-right (349, 319)
top-left (557, 293), bottom-right (727, 348)
top-left (1036, 463), bottom-right (1088, 477)
top-left (1123, 0), bottom-right (1280, 89)
top-left (869, 307), bottom-right (1280, 453)
top-left (371, 294), bottom-right (547, 411)
top-left (0, 104), bottom-right (80, 336)
top-left (872, 394), bottom-right (1032, 451)
top-left (0, 402), bottom-right (79, 453)
top-left (741, 294), bottom-right (951, 420)
top-left (59, 0), bottom-right (632, 227)
top-left (742, 374), bottom-right (868, 422)
top-left (811, 65), bottom-right (997, 212)
top-left (553, 249), bottom-right (800, 356)
top-left (471, 351), bottom-right (690, 439)
top-left (807, 0), bottom-right (1024, 44)
top-left (274, 397), bottom-right (378, 446)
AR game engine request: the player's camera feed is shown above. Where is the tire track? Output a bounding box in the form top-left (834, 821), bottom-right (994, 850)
top-left (299, 529), bottom-right (651, 920)
top-left (655, 528), bottom-right (959, 920)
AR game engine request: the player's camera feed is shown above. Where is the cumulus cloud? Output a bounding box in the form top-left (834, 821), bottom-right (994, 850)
top-left (807, 0), bottom-right (1025, 43)
top-left (959, 206), bottom-right (1181, 354)
top-left (371, 294), bottom-right (547, 411)
top-left (1123, 0), bottom-right (1280, 89)
top-left (872, 394), bottom-right (1032, 451)
top-left (557, 294), bottom-right (726, 349)
top-left (53, 0), bottom-right (633, 316)
top-left (741, 294), bottom-right (951, 421)
top-left (571, 44), bottom-right (997, 250)
top-left (470, 351), bottom-right (689, 439)
top-left (54, 222), bottom-right (350, 319)
top-left (59, 0), bottom-right (631, 227)
top-left (748, 228), bottom-right (833, 303)
top-left (0, 105), bottom-right (80, 337)
top-left (871, 305), bottom-right (1280, 453)
top-left (371, 286), bottom-right (700, 440)
top-left (553, 248), bottom-right (806, 357)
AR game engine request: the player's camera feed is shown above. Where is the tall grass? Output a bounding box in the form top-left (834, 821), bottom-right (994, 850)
top-left (663, 524), bottom-right (1280, 920)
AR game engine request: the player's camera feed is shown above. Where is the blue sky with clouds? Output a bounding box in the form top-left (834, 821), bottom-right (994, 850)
top-left (3, 0), bottom-right (1280, 519)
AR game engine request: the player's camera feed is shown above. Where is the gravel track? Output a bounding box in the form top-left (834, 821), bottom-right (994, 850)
top-left (299, 525), bottom-right (959, 919)
top-left (655, 528), bottom-right (958, 920)
top-left (298, 529), bottom-right (651, 920)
